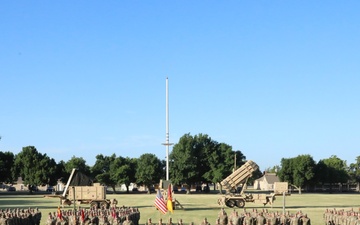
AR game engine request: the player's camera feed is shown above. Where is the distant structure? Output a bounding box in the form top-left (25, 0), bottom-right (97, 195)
top-left (254, 172), bottom-right (280, 191)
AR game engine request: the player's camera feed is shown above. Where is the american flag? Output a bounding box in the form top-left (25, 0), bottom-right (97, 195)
top-left (154, 189), bottom-right (168, 214)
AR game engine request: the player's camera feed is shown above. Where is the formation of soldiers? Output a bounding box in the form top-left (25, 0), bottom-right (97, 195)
top-left (46, 205), bottom-right (140, 225)
top-left (323, 208), bottom-right (360, 225)
top-left (0, 208), bottom-right (42, 225)
top-left (9, 206), bottom-right (360, 225)
top-left (146, 208), bottom-right (311, 225)
top-left (216, 208), bottom-right (311, 225)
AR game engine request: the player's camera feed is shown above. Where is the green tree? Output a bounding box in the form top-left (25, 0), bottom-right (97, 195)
top-left (278, 158), bottom-right (293, 183)
top-left (314, 160), bottom-right (327, 187)
top-left (91, 154), bottom-right (116, 177)
top-left (321, 155), bottom-right (349, 192)
top-left (136, 153), bottom-right (163, 193)
top-left (277, 154), bottom-right (315, 194)
top-left (13, 146), bottom-right (57, 193)
top-left (170, 133), bottom-right (248, 194)
top-left (65, 156), bottom-right (91, 176)
top-left (169, 133), bottom-right (202, 193)
top-left (111, 157), bottom-right (137, 193)
top-left (55, 160), bottom-right (68, 184)
top-left (265, 165), bottom-right (281, 173)
top-left (92, 154), bottom-right (117, 191)
top-left (203, 144), bottom-right (243, 193)
top-left (349, 156), bottom-right (360, 192)
top-left (293, 155), bottom-right (315, 193)
top-left (0, 151), bottom-right (15, 184)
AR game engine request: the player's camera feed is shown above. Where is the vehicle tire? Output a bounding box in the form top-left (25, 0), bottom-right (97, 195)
top-left (236, 199), bottom-right (245, 208)
top-left (225, 199), bottom-right (235, 208)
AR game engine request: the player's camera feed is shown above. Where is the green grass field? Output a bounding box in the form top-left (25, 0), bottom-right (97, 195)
top-left (0, 193), bottom-right (359, 225)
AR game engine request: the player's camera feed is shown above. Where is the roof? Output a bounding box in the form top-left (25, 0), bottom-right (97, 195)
top-left (264, 173), bottom-right (280, 184)
top-left (255, 173), bottom-right (280, 184)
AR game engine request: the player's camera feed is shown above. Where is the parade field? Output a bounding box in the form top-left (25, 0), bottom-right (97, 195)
top-left (0, 193), bottom-right (359, 225)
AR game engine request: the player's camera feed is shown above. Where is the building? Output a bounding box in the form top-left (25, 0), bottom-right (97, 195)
top-left (254, 172), bottom-right (280, 191)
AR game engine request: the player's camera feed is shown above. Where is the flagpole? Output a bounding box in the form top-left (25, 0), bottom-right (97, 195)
top-left (162, 77), bottom-right (173, 181)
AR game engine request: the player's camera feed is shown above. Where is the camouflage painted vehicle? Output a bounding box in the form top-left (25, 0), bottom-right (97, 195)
top-left (218, 160), bottom-right (288, 208)
top-left (45, 169), bottom-right (116, 208)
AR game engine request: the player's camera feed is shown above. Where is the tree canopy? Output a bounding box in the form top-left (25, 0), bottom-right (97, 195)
top-left (349, 156), bottom-right (360, 191)
top-left (169, 133), bottom-right (248, 193)
top-left (277, 154), bottom-right (315, 194)
top-left (135, 153), bottom-right (163, 193)
top-left (1, 134), bottom-right (360, 194)
top-left (0, 151), bottom-right (15, 183)
top-left (65, 156), bottom-right (90, 176)
top-left (319, 155), bottom-right (349, 191)
top-left (13, 146), bottom-right (57, 192)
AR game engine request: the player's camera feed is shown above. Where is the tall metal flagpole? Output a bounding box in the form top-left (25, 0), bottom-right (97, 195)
top-left (162, 77), bottom-right (173, 181)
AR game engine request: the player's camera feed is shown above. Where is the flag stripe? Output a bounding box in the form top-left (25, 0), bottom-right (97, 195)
top-left (155, 189), bottom-right (168, 214)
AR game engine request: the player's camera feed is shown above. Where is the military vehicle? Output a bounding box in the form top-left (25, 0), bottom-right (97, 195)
top-left (218, 160), bottom-right (288, 208)
top-left (45, 168), bottom-right (116, 208)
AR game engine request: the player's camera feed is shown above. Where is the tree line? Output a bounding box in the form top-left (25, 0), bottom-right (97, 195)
top-left (276, 154), bottom-right (360, 193)
top-left (0, 133), bottom-right (359, 193)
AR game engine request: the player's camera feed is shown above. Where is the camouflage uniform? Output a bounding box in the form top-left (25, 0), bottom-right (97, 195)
top-left (256, 213), bottom-right (266, 225)
top-left (301, 214), bottom-right (311, 225)
top-left (146, 218), bottom-right (153, 225)
top-left (0, 214), bottom-right (6, 225)
top-left (218, 209), bottom-right (228, 225)
top-left (243, 213), bottom-right (252, 225)
top-left (123, 216), bottom-right (134, 225)
top-left (267, 213), bottom-right (277, 225)
top-left (200, 218), bottom-right (210, 225)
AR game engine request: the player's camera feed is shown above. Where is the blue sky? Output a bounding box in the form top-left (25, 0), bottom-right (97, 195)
top-left (1, 1), bottom-right (359, 171)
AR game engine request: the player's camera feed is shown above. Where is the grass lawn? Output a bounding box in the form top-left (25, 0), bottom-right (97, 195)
top-left (0, 192), bottom-right (359, 225)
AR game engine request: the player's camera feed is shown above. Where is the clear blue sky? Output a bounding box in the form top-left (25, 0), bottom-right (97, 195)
top-left (1, 1), bottom-right (359, 171)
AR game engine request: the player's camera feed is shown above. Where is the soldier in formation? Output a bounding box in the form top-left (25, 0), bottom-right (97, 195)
top-left (0, 208), bottom-right (41, 225)
top-left (213, 208), bottom-right (312, 225)
top-left (200, 218), bottom-right (210, 225)
top-left (324, 208), bottom-right (360, 225)
top-left (46, 205), bottom-right (140, 225)
top-left (146, 218), bottom-right (153, 225)
top-left (177, 219), bottom-right (184, 225)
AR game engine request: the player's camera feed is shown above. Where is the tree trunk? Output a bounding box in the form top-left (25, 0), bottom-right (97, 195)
top-left (292, 184), bottom-right (301, 194)
top-left (28, 185), bottom-right (33, 195)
